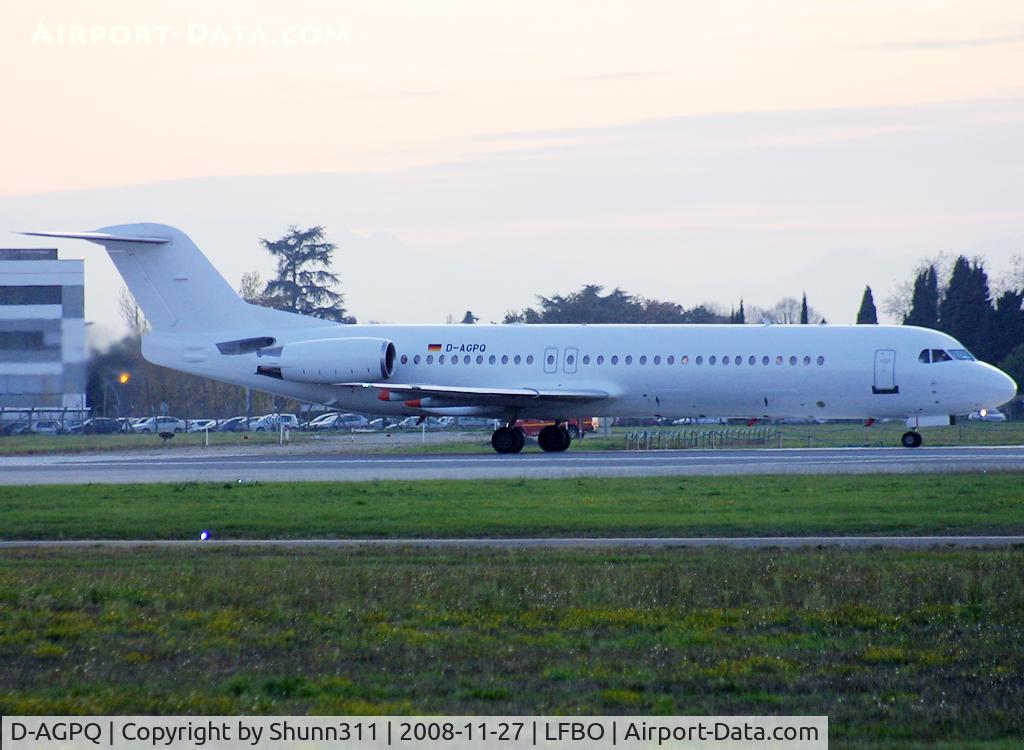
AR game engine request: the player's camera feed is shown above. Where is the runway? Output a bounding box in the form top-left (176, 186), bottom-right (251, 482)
top-left (2, 535), bottom-right (1022, 550)
top-left (0, 445), bottom-right (1023, 484)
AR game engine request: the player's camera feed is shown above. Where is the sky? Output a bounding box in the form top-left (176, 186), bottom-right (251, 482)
top-left (2, 1), bottom-right (1023, 341)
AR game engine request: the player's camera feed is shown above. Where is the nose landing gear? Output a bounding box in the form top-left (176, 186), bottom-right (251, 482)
top-left (901, 431), bottom-right (923, 448)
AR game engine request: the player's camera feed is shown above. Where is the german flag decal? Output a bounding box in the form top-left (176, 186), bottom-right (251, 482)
top-left (427, 344), bottom-right (442, 352)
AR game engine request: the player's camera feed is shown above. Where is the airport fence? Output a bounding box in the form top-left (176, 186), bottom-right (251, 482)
top-left (624, 427), bottom-right (781, 450)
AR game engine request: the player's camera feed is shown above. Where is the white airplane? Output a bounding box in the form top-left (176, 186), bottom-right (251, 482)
top-left (23, 224), bottom-right (1017, 453)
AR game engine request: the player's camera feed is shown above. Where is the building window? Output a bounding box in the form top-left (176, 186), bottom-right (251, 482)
top-left (0, 285), bottom-right (62, 305)
top-left (0, 331), bottom-right (47, 350)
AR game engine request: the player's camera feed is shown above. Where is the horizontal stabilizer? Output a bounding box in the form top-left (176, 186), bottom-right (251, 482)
top-left (20, 231), bottom-right (170, 244)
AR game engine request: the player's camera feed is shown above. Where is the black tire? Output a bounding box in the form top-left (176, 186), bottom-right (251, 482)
top-left (901, 431), bottom-right (923, 448)
top-left (492, 426), bottom-right (525, 454)
top-left (558, 427), bottom-right (572, 451)
top-left (538, 425), bottom-right (572, 452)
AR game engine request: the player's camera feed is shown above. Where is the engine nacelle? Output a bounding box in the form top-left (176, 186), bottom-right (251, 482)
top-left (258, 337), bottom-right (396, 383)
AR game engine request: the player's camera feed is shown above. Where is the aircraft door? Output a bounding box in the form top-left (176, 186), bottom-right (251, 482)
top-left (563, 347), bottom-right (579, 374)
top-left (543, 347), bottom-right (559, 374)
top-left (872, 349), bottom-right (899, 394)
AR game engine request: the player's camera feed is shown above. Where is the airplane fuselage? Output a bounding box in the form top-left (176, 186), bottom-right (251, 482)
top-left (143, 321), bottom-right (1013, 422)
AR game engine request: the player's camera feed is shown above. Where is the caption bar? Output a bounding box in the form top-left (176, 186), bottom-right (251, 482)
top-left (4, 716), bottom-right (826, 750)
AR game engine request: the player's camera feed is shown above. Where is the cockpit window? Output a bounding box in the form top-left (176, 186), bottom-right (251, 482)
top-left (918, 349), bottom-right (930, 363)
top-left (949, 349), bottom-right (975, 361)
top-left (931, 349), bottom-right (953, 362)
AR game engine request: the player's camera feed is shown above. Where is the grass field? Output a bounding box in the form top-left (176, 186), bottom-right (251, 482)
top-left (0, 546), bottom-right (1021, 749)
top-left (2, 474), bottom-right (1024, 540)
top-left (0, 430), bottom-right (296, 455)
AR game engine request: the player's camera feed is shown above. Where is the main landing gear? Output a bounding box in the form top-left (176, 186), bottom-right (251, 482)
top-left (901, 431), bottom-right (923, 448)
top-left (537, 424), bottom-right (572, 453)
top-left (490, 423), bottom-right (573, 453)
top-left (491, 425), bottom-right (526, 454)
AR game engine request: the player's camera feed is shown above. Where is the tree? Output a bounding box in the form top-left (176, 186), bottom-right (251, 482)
top-left (118, 287), bottom-right (147, 335)
top-left (856, 286), bottom-right (878, 324)
top-left (238, 271), bottom-right (266, 304)
top-left (730, 300), bottom-right (746, 324)
top-left (260, 225), bottom-right (355, 323)
top-left (460, 310), bottom-right (478, 324)
top-left (939, 256), bottom-right (993, 359)
top-left (800, 293), bottom-right (809, 324)
top-left (503, 284), bottom-right (728, 324)
top-left (999, 344), bottom-right (1024, 401)
top-left (904, 265), bottom-right (940, 328)
top-left (989, 290), bottom-right (1024, 364)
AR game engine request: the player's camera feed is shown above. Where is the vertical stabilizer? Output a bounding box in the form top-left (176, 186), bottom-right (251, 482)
top-left (21, 223), bottom-right (253, 333)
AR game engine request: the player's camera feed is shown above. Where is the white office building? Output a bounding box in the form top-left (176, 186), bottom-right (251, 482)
top-left (0, 248), bottom-right (86, 412)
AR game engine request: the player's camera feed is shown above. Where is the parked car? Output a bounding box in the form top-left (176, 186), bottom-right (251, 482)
top-left (29, 420), bottom-right (64, 435)
top-left (968, 408), bottom-right (1007, 422)
top-left (217, 416), bottom-right (252, 432)
top-left (303, 412), bottom-right (339, 430)
top-left (368, 418), bottom-right (401, 430)
top-left (186, 419), bottom-right (218, 432)
top-left (250, 413), bottom-right (299, 432)
top-left (311, 413), bottom-right (369, 430)
top-left (1, 422), bottom-right (30, 435)
top-left (515, 418), bottom-right (594, 438)
top-left (71, 417), bottom-right (121, 434)
top-left (133, 416), bottom-right (187, 433)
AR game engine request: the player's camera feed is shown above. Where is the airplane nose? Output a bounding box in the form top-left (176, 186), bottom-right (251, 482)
top-left (985, 365), bottom-right (1018, 407)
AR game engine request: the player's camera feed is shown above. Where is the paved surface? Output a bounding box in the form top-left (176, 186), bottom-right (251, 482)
top-left (0, 445), bottom-right (1023, 484)
top-left (2, 536), bottom-right (1022, 550)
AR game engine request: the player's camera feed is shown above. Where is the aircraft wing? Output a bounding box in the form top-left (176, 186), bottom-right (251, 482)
top-left (340, 382), bottom-right (609, 405)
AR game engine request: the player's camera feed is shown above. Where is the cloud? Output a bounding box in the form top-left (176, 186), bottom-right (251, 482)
top-left (869, 33), bottom-right (1024, 51)
top-left (573, 70), bottom-right (665, 82)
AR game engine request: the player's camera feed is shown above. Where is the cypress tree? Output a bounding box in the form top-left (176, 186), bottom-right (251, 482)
top-left (904, 265), bottom-right (939, 328)
top-left (856, 286), bottom-right (878, 324)
top-left (939, 256), bottom-right (993, 358)
top-left (800, 293), bottom-right (809, 325)
top-left (989, 290), bottom-right (1024, 364)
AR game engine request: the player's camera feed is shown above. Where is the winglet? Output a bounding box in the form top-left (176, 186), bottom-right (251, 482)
top-left (19, 231), bottom-right (170, 244)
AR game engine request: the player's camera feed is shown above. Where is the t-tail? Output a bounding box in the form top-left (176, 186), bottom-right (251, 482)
top-left (21, 223), bottom-right (254, 333)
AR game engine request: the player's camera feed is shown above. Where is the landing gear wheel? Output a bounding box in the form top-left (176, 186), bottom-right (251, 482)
top-left (492, 426), bottom-right (525, 454)
top-left (538, 425), bottom-right (573, 452)
top-left (901, 431), bottom-right (923, 448)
